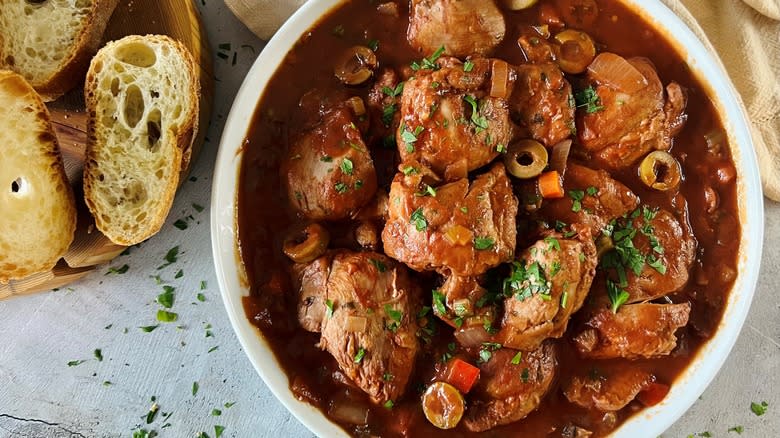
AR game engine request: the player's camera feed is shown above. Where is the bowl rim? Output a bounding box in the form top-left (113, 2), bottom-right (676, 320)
top-left (210, 1), bottom-right (765, 436)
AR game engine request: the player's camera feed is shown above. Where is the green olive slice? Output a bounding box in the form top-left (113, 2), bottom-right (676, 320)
top-left (283, 223), bottom-right (330, 264)
top-left (422, 382), bottom-right (465, 430)
top-left (554, 29), bottom-right (596, 74)
top-left (639, 150), bottom-right (681, 191)
top-left (503, 0), bottom-right (539, 10)
top-left (504, 139), bottom-right (549, 179)
top-left (334, 46), bottom-right (377, 85)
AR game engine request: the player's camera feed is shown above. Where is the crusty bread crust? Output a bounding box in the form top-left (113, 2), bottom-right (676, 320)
top-left (82, 34), bottom-right (199, 246)
top-left (0, 0), bottom-right (120, 101)
top-left (0, 70), bottom-right (77, 282)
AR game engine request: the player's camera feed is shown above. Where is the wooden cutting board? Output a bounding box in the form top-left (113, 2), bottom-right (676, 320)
top-left (0, 0), bottom-right (214, 300)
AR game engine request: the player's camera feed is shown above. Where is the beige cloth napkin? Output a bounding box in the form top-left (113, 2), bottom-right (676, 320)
top-left (225, 0), bottom-right (780, 201)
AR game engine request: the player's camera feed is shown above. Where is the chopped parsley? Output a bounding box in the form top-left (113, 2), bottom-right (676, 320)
top-left (157, 246), bottom-right (179, 270)
top-left (382, 104), bottom-right (396, 126)
top-left (410, 207), bottom-right (428, 231)
top-left (560, 290), bottom-right (569, 309)
top-left (728, 426), bottom-right (744, 434)
top-left (334, 182), bottom-right (349, 194)
top-left (586, 186), bottom-right (599, 196)
top-left (106, 264), bottom-right (129, 275)
top-left (432, 289), bottom-right (446, 316)
top-left (320, 155), bottom-right (333, 162)
top-left (510, 351), bottom-right (523, 365)
top-left (156, 310), bottom-right (178, 323)
top-left (606, 279), bottom-right (630, 313)
top-left (384, 304), bottom-right (403, 332)
top-left (94, 349), bottom-right (103, 362)
top-left (340, 158), bottom-right (354, 175)
top-left (401, 125), bottom-right (424, 153)
top-left (140, 325), bottom-right (159, 333)
top-left (370, 258), bottom-right (387, 272)
top-left (325, 299), bottom-right (334, 318)
top-left (751, 401), bottom-right (769, 416)
top-left (568, 189), bottom-right (585, 212)
top-left (192, 381), bottom-right (199, 396)
top-left (354, 347), bottom-right (366, 363)
top-left (214, 425), bottom-right (225, 438)
top-left (211, 409), bottom-right (222, 416)
top-left (503, 260), bottom-right (551, 301)
top-left (474, 236), bottom-right (495, 250)
top-left (382, 82), bottom-right (405, 98)
top-left (463, 95), bottom-right (489, 134)
top-left (402, 165), bottom-right (418, 175)
top-left (496, 143), bottom-right (507, 153)
top-left (520, 368), bottom-right (530, 383)
top-left (411, 46), bottom-right (445, 71)
top-left (575, 86), bottom-right (604, 113)
top-left (463, 60), bottom-right (475, 72)
top-left (383, 400), bottom-right (394, 409)
top-left (367, 39), bottom-right (379, 51)
top-left (67, 360), bottom-right (86, 367)
top-left (157, 285), bottom-right (175, 308)
top-left (544, 236), bottom-right (561, 251)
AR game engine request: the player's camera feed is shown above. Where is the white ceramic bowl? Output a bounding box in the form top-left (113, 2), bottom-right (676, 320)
top-left (211, 1), bottom-right (764, 436)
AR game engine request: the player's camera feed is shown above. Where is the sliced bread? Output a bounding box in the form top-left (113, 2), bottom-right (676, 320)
top-left (0, 70), bottom-right (77, 282)
top-left (0, 0), bottom-right (120, 101)
top-left (82, 34), bottom-right (199, 246)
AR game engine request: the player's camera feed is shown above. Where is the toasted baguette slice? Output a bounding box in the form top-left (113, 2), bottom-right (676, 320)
top-left (83, 35), bottom-right (199, 246)
top-left (0, 70), bottom-right (77, 282)
top-left (0, 0), bottom-right (120, 101)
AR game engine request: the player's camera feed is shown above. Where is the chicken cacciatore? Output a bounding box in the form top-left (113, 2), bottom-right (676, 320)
top-left (237, 0), bottom-right (740, 436)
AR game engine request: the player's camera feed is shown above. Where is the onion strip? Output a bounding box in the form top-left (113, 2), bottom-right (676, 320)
top-left (587, 52), bottom-right (647, 93)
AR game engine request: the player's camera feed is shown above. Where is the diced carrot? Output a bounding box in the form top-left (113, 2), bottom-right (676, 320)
top-left (637, 382), bottom-right (670, 407)
top-left (538, 170), bottom-right (565, 199)
top-left (445, 358), bottom-right (481, 394)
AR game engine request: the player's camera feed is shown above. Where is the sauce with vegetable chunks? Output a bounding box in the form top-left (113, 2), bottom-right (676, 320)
top-left (237, 0), bottom-right (740, 436)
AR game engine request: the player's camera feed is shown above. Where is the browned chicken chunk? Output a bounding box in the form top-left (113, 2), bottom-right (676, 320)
top-left (408, 0), bottom-right (506, 58)
top-left (540, 163), bottom-right (639, 237)
top-left (294, 251), bottom-right (420, 404)
top-left (564, 367), bottom-right (654, 412)
top-left (577, 54), bottom-right (687, 169)
top-left (601, 208), bottom-right (696, 303)
top-left (382, 163), bottom-right (518, 276)
top-left (397, 57), bottom-right (513, 181)
top-left (283, 108), bottom-right (378, 220)
top-left (463, 342), bottom-right (557, 432)
top-left (495, 226), bottom-right (597, 351)
top-left (511, 63), bottom-right (575, 147)
top-left (573, 302), bottom-right (691, 359)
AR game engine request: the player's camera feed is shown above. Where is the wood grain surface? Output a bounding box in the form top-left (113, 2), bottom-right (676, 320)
top-left (0, 0), bottom-right (213, 299)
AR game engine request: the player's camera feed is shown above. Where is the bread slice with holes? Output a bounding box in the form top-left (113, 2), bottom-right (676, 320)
top-left (0, 70), bottom-right (77, 282)
top-left (82, 35), bottom-right (199, 246)
top-left (0, 0), bottom-right (120, 101)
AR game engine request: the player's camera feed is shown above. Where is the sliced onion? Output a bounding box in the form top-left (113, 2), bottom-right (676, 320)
top-left (587, 52), bottom-right (648, 93)
top-left (489, 59), bottom-right (511, 99)
top-left (328, 393), bottom-right (370, 425)
top-left (454, 325), bottom-right (491, 347)
top-left (346, 96), bottom-right (366, 117)
top-left (345, 315), bottom-right (368, 332)
top-left (549, 139), bottom-right (572, 176)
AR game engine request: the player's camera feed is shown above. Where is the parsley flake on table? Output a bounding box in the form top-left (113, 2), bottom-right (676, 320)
top-left (93, 349), bottom-right (103, 362)
top-left (192, 381), bottom-right (199, 396)
top-left (728, 426), bottom-right (744, 434)
top-left (106, 264), bottom-right (129, 275)
top-left (157, 286), bottom-right (175, 308)
top-left (140, 325), bottom-right (159, 333)
top-left (751, 400), bottom-right (769, 416)
top-left (67, 360), bottom-right (86, 367)
top-left (156, 310), bottom-right (178, 323)
top-left (214, 425), bottom-right (225, 438)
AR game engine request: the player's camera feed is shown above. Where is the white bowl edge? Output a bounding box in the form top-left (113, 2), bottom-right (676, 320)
top-left (211, 1), bottom-right (765, 437)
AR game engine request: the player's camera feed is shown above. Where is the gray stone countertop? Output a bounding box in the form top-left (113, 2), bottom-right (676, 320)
top-left (0, 2), bottom-right (777, 437)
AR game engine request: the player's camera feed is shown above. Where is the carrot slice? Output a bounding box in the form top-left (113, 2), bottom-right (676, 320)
top-left (637, 382), bottom-right (670, 407)
top-left (538, 170), bottom-right (565, 199)
top-left (445, 358), bottom-right (481, 394)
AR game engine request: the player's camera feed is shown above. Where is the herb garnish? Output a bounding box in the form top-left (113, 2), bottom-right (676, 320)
top-left (568, 189), bottom-right (585, 212)
top-left (354, 347), bottom-right (366, 363)
top-left (510, 351), bottom-right (523, 365)
top-left (503, 260), bottom-right (551, 301)
top-left (474, 237), bottom-right (495, 250)
top-left (432, 290), bottom-right (446, 316)
top-left (411, 46), bottom-right (445, 71)
top-left (401, 125), bottom-right (424, 153)
top-left (370, 258), bottom-right (387, 272)
top-left (325, 299), bottom-right (334, 318)
top-left (410, 208), bottom-right (428, 231)
top-left (575, 86), bottom-right (604, 113)
top-left (385, 304), bottom-right (403, 332)
top-left (606, 279), bottom-right (630, 313)
top-left (463, 60), bottom-right (475, 72)
top-left (463, 95), bottom-right (489, 134)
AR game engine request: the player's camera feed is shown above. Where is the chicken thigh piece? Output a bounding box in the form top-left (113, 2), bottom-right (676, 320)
top-left (540, 163), bottom-right (639, 238)
top-left (294, 251), bottom-right (420, 404)
top-left (463, 342), bottom-right (557, 432)
top-left (495, 226), bottom-right (597, 351)
top-left (282, 108), bottom-right (378, 220)
top-left (397, 57), bottom-right (513, 181)
top-left (573, 302), bottom-right (691, 359)
top-left (382, 162), bottom-right (518, 276)
top-left (564, 367), bottom-right (654, 412)
top-left (511, 63), bottom-right (576, 147)
top-left (408, 0), bottom-right (506, 58)
top-left (577, 54), bottom-right (687, 169)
